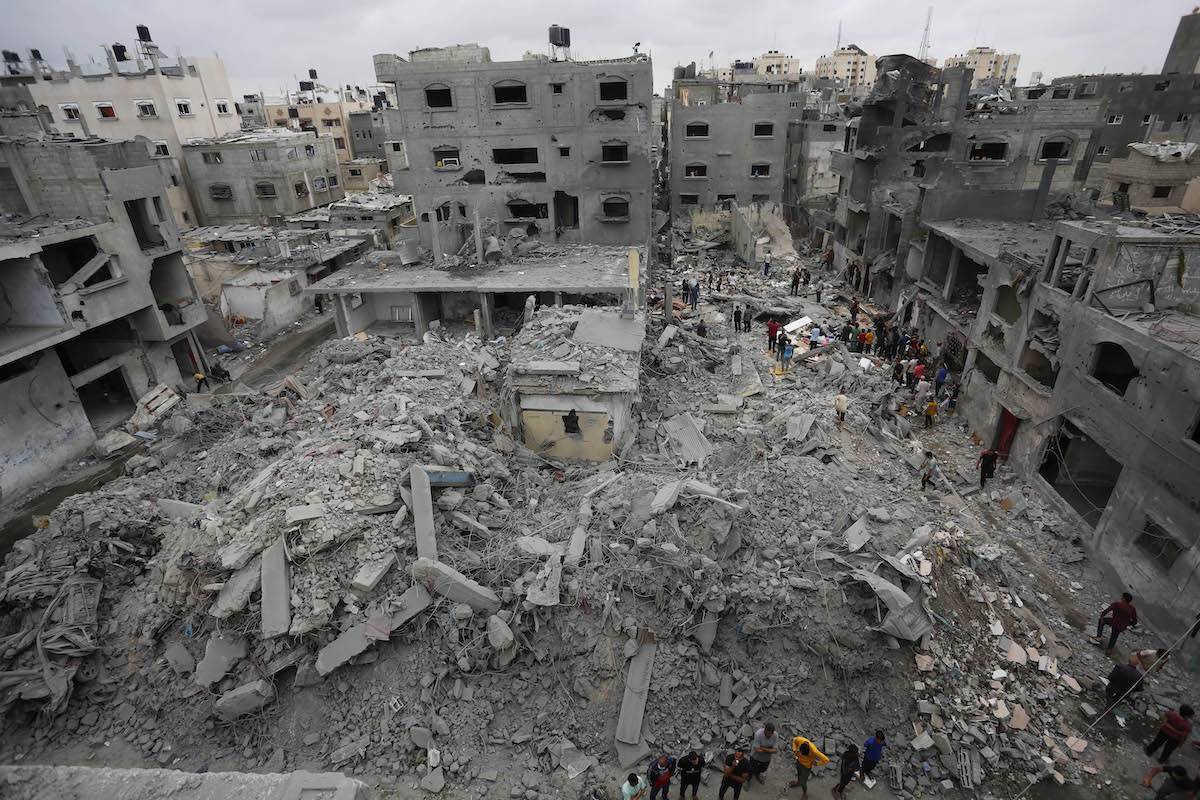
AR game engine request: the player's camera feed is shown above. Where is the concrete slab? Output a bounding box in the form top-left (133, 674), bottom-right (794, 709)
top-left (572, 309), bottom-right (647, 353)
top-left (214, 679), bottom-right (275, 721)
top-left (209, 556), bottom-right (262, 619)
top-left (615, 641), bottom-right (656, 745)
top-left (0, 766), bottom-right (368, 800)
top-left (285, 504), bottom-right (326, 525)
top-left (522, 360), bottom-right (581, 375)
top-left (194, 633), bottom-right (247, 687)
top-left (351, 552), bottom-right (397, 593)
top-left (157, 498), bottom-right (206, 520)
top-left (409, 466), bottom-right (438, 561)
top-left (410, 557), bottom-right (500, 613)
top-left (260, 537), bottom-right (291, 639)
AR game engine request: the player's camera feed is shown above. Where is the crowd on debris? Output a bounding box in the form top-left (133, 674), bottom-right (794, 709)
top-left (0, 214), bottom-right (1197, 800)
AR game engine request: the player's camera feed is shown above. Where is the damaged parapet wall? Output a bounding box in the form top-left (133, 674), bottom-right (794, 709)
top-left (373, 44), bottom-right (653, 252)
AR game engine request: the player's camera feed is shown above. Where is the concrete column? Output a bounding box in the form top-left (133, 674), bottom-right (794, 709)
top-left (1031, 161), bottom-right (1058, 221)
top-left (412, 292), bottom-right (429, 338)
top-left (473, 208), bottom-right (484, 264)
top-left (942, 248), bottom-right (961, 301)
top-left (1051, 237), bottom-right (1070, 286)
top-left (478, 292), bottom-right (495, 340)
top-left (554, 292), bottom-right (563, 307)
top-left (429, 215), bottom-right (443, 265)
top-left (334, 294), bottom-right (351, 337)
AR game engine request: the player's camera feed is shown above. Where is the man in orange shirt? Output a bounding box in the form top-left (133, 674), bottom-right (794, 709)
top-left (789, 735), bottom-right (830, 799)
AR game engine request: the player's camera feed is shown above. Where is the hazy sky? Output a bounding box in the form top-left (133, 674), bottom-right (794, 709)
top-left (2, 0), bottom-right (1191, 97)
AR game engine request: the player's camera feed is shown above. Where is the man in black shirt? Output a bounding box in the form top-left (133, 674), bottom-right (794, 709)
top-left (676, 751), bottom-right (704, 800)
top-left (719, 747), bottom-right (752, 800)
top-left (977, 448), bottom-right (999, 489)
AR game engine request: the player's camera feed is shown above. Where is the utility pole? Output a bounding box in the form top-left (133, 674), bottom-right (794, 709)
top-left (918, 7), bottom-right (934, 62)
top-left (836, 20), bottom-right (842, 50)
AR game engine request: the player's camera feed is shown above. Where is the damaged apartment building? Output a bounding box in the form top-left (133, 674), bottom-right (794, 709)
top-left (910, 215), bottom-right (1200, 635)
top-left (0, 26), bottom-right (240, 229)
top-left (371, 29), bottom-right (653, 253)
top-left (0, 134), bottom-right (207, 501)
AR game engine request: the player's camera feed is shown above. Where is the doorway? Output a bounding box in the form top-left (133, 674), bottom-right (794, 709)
top-left (76, 369), bottom-right (136, 433)
top-left (995, 407), bottom-right (1020, 456)
top-left (1038, 420), bottom-right (1122, 528)
top-left (171, 337), bottom-right (199, 378)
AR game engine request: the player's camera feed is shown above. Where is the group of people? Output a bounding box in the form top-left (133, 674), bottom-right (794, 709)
top-left (620, 724), bottom-right (887, 799)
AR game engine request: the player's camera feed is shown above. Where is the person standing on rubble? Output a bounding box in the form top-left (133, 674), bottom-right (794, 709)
top-left (920, 450), bottom-right (938, 491)
top-left (697, 319), bottom-right (708, 338)
top-left (832, 744), bottom-right (861, 797)
top-left (763, 259), bottom-right (772, 278)
top-left (791, 267), bottom-right (802, 296)
top-left (749, 721), bottom-right (781, 785)
top-left (1094, 592), bottom-right (1139, 655)
top-left (767, 318), bottom-right (781, 353)
top-left (923, 397), bottom-right (938, 429)
top-left (834, 389), bottom-right (850, 430)
top-left (677, 751), bottom-right (704, 800)
top-left (719, 745), bottom-right (752, 800)
top-left (861, 731), bottom-right (886, 785)
top-left (977, 448), bottom-right (999, 489)
top-left (1146, 705), bottom-right (1195, 764)
top-left (689, 279), bottom-right (701, 311)
top-left (193, 370), bottom-right (210, 393)
top-left (897, 331), bottom-right (910, 362)
top-left (934, 363), bottom-right (949, 398)
top-left (815, 281), bottom-right (825, 304)
top-left (647, 753), bottom-right (678, 800)
top-left (849, 296), bottom-right (861, 323)
top-left (734, 305), bottom-right (743, 333)
top-left (789, 735), bottom-right (829, 797)
top-left (623, 772), bottom-right (648, 800)
top-left (777, 329), bottom-right (791, 368)
top-left (744, 308), bottom-right (752, 333)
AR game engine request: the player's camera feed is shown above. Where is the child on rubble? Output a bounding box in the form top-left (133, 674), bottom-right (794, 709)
top-left (924, 398), bottom-right (938, 428)
top-left (920, 451), bottom-right (938, 491)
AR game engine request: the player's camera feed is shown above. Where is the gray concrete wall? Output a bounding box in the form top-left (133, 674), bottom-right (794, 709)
top-left (375, 52), bottom-right (653, 248)
top-left (183, 135), bottom-right (345, 225)
top-left (669, 90), bottom-right (799, 211)
top-left (1163, 11), bottom-right (1200, 74)
top-left (348, 111), bottom-right (385, 159)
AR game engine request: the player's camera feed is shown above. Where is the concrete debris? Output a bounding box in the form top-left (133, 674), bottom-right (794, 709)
top-left (259, 537), bottom-right (291, 639)
top-left (410, 557), bottom-right (501, 613)
top-left (194, 634), bottom-right (247, 687)
top-left (409, 466), bottom-right (439, 561)
top-left (615, 641), bottom-right (656, 747)
top-left (486, 615), bottom-right (515, 650)
top-left (214, 679), bottom-right (275, 721)
top-left (350, 552), bottom-right (397, 593)
top-left (284, 504), bottom-right (327, 525)
top-left (208, 556), bottom-right (261, 619)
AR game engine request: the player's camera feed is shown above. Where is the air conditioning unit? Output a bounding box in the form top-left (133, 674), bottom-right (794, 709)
top-left (437, 157), bottom-right (460, 168)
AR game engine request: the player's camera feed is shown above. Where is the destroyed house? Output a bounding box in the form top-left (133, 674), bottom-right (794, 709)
top-left (668, 67), bottom-right (804, 213)
top-left (307, 243), bottom-right (642, 341)
top-left (1100, 141), bottom-right (1200, 213)
top-left (372, 38), bottom-right (653, 253)
top-left (286, 191), bottom-right (418, 250)
top-left (504, 306), bottom-right (644, 461)
top-left (911, 217), bottom-right (1200, 633)
top-left (827, 55), bottom-right (1102, 310)
top-left (0, 135), bottom-right (207, 500)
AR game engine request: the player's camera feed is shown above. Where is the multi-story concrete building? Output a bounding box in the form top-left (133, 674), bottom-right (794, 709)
top-left (237, 93), bottom-right (268, 129)
top-left (754, 50), bottom-right (804, 78)
top-left (0, 27), bottom-right (239, 229)
top-left (815, 45), bottom-right (876, 89)
top-left (339, 158), bottom-right (390, 193)
top-left (372, 39), bottom-right (653, 252)
top-left (907, 215), bottom-right (1200, 636)
top-left (668, 68), bottom-right (804, 213)
top-left (1102, 141), bottom-right (1200, 212)
top-left (348, 110), bottom-right (387, 160)
top-left (1163, 8), bottom-right (1200, 74)
top-left (824, 56), bottom-right (1103, 309)
top-left (286, 192), bottom-right (418, 250)
top-left (0, 135), bottom-right (207, 501)
top-left (263, 80), bottom-right (374, 163)
top-left (181, 129), bottom-right (344, 226)
top-left (943, 47), bottom-right (1021, 89)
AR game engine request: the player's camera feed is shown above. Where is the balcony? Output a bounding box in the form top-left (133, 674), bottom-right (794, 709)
top-left (137, 252), bottom-right (206, 341)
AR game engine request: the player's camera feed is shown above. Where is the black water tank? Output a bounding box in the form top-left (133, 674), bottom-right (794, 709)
top-left (299, 80), bottom-right (314, 91)
top-left (308, 68), bottom-right (318, 80)
top-left (136, 25), bottom-right (152, 42)
top-left (2, 50), bottom-right (20, 63)
top-left (549, 25), bottom-right (571, 48)
top-left (112, 43), bottom-right (128, 61)
top-left (30, 48), bottom-right (43, 61)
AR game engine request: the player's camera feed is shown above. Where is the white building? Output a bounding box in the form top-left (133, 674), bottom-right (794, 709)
top-left (943, 47), bottom-right (1021, 89)
top-left (0, 26), bottom-right (240, 229)
top-left (814, 45), bottom-right (876, 88)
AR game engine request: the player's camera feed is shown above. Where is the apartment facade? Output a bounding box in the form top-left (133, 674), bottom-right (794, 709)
top-left (373, 42), bottom-right (653, 251)
top-left (0, 136), bottom-right (207, 501)
top-left (264, 83), bottom-right (374, 163)
top-left (1102, 141), bottom-right (1200, 211)
top-left (0, 32), bottom-right (239, 229)
top-left (943, 47), bottom-right (1021, 89)
top-left (668, 72), bottom-right (804, 212)
top-left (182, 129), bottom-right (345, 225)
top-left (814, 45), bottom-right (876, 89)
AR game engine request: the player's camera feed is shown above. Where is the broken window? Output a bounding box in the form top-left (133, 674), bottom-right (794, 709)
top-left (969, 141), bottom-right (1007, 160)
top-left (599, 80), bottom-right (628, 101)
top-left (425, 85), bottom-right (453, 108)
top-left (328, 174), bottom-right (338, 188)
top-left (305, 144), bottom-right (316, 157)
top-left (684, 163), bottom-right (707, 177)
top-left (1106, 114), bottom-right (1124, 125)
top-left (201, 151), bottom-right (222, 165)
top-left (250, 148), bottom-right (268, 162)
top-left (1134, 518), bottom-right (1186, 571)
top-left (601, 143), bottom-right (629, 163)
top-left (750, 163), bottom-right (771, 177)
top-left (433, 147), bottom-right (461, 167)
top-left (136, 100), bottom-right (157, 118)
top-left (38, 236), bottom-right (102, 286)
top-left (208, 184), bottom-right (233, 200)
top-left (909, 133), bottom-right (951, 152)
top-left (313, 177), bottom-right (328, 191)
top-left (493, 82), bottom-right (528, 104)
top-left (753, 122), bottom-right (774, 136)
top-left (124, 198), bottom-right (165, 250)
top-left (993, 284), bottom-right (1022, 323)
top-left (1051, 87), bottom-right (1071, 99)
top-left (1152, 185), bottom-right (1173, 199)
top-left (1092, 342), bottom-right (1138, 395)
top-left (1154, 80), bottom-right (1171, 91)
top-left (216, 100), bottom-right (230, 114)
top-left (1097, 145), bottom-right (1110, 156)
top-left (493, 147), bottom-right (538, 164)
top-left (974, 351), bottom-right (1001, 383)
top-left (716, 194), bottom-right (736, 208)
top-left (60, 104), bottom-right (81, 120)
top-left (554, 191), bottom-right (579, 229)
top-left (255, 182), bottom-right (277, 198)
top-left (435, 203), bottom-right (452, 222)
top-left (1038, 420), bottom-right (1122, 528)
top-left (1025, 87), bottom-right (1047, 99)
top-left (562, 410), bottom-right (581, 435)
top-left (1039, 139), bottom-right (1071, 160)
top-left (152, 141), bottom-right (170, 157)
top-left (679, 194), bottom-right (699, 206)
top-left (601, 197), bottom-right (630, 219)
top-left (822, 123), bottom-right (837, 132)
top-left (912, 160), bottom-right (926, 178)
top-left (1142, 114), bottom-right (1153, 126)
top-left (685, 122), bottom-right (709, 138)
top-left (1078, 82), bottom-right (1097, 97)
top-left (752, 194), bottom-right (769, 204)
top-left (1180, 113), bottom-right (1193, 123)
top-left (591, 108), bottom-right (626, 122)
top-left (552, 83), bottom-right (564, 94)
top-left (506, 200), bottom-right (548, 219)
top-left (558, 146), bottom-right (571, 157)
top-left (462, 169), bottom-right (485, 184)
top-left (334, 137), bottom-right (346, 150)
top-left (294, 181), bottom-right (309, 197)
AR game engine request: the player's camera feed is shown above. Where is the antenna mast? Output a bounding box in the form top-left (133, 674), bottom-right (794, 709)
top-left (836, 20), bottom-right (842, 50)
top-left (918, 7), bottom-right (933, 61)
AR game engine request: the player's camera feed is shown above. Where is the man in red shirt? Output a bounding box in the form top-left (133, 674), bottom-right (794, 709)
top-left (1146, 705), bottom-right (1194, 763)
top-left (766, 319), bottom-right (781, 354)
top-left (1093, 592), bottom-right (1138, 655)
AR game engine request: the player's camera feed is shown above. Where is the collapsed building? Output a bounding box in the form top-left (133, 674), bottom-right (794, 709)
top-left (0, 134), bottom-right (207, 501)
top-left (1101, 141), bottom-right (1200, 212)
top-left (371, 31), bottom-right (654, 253)
top-left (285, 191), bottom-right (417, 250)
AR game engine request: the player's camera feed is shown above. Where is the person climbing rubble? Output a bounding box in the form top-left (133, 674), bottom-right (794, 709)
top-left (1140, 764), bottom-right (1195, 799)
top-left (719, 745), bottom-right (752, 800)
top-left (832, 743), bottom-right (861, 797)
top-left (1146, 705), bottom-right (1195, 764)
top-left (977, 447), bottom-right (999, 489)
top-left (791, 267), bottom-right (802, 296)
top-left (646, 752), bottom-right (677, 800)
top-left (1094, 592), bottom-right (1139, 654)
top-left (834, 388), bottom-right (850, 430)
top-left (919, 450), bottom-right (938, 491)
top-left (789, 735), bottom-right (829, 797)
top-left (860, 730), bottom-right (886, 787)
top-left (923, 397), bottom-right (938, 429)
top-left (1104, 660), bottom-right (1145, 711)
top-left (748, 721), bottom-right (780, 785)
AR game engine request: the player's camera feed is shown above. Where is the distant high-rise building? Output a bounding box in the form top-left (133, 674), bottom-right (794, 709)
top-left (943, 47), bottom-right (1020, 89)
top-left (814, 45), bottom-right (876, 88)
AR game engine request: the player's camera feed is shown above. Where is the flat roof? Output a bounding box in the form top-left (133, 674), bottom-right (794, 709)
top-left (924, 219), bottom-right (1055, 265)
top-left (508, 306), bottom-right (643, 395)
top-left (183, 128), bottom-right (318, 147)
top-left (0, 217), bottom-right (110, 247)
top-left (331, 192), bottom-right (412, 212)
top-left (307, 244), bottom-right (636, 295)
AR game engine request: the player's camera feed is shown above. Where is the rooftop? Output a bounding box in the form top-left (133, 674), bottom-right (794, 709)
top-left (924, 219), bottom-right (1056, 265)
top-left (332, 192), bottom-right (413, 212)
top-left (507, 306), bottom-right (644, 395)
top-left (0, 215), bottom-right (109, 246)
top-left (184, 227), bottom-right (366, 273)
top-left (182, 128), bottom-right (320, 147)
top-left (307, 244), bottom-right (637, 296)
